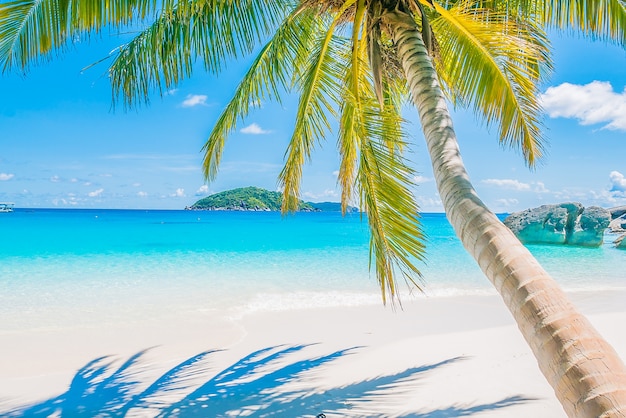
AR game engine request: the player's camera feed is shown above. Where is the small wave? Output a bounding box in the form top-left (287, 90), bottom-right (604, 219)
top-left (231, 287), bottom-right (503, 318)
top-left (233, 291), bottom-right (382, 318)
top-left (560, 285), bottom-right (626, 294)
top-left (230, 283), bottom-right (626, 318)
top-left (423, 287), bottom-right (497, 298)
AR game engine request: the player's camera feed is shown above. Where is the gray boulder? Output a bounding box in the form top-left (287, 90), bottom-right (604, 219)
top-left (608, 206), bottom-right (626, 233)
top-left (568, 206), bottom-right (611, 246)
top-left (504, 202), bottom-right (610, 247)
top-left (615, 233), bottom-right (626, 249)
top-left (610, 206), bottom-right (626, 219)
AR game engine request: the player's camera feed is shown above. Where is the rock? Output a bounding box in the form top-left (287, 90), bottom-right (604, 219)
top-left (610, 206), bottom-right (626, 219)
top-left (609, 216), bottom-right (626, 232)
top-left (503, 202), bottom-right (610, 247)
top-left (504, 203), bottom-right (579, 245)
top-left (568, 206), bottom-right (611, 246)
top-left (608, 206), bottom-right (626, 233)
top-left (615, 233), bottom-right (626, 249)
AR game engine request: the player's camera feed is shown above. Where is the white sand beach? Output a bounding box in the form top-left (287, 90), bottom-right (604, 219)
top-left (1, 290), bottom-right (625, 417)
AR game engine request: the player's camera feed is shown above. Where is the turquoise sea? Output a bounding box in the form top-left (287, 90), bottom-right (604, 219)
top-left (1, 209), bottom-right (624, 331)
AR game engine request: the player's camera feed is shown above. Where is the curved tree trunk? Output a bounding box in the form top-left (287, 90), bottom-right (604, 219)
top-left (384, 9), bottom-right (626, 418)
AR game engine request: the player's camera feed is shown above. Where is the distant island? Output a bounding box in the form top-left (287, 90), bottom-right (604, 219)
top-left (185, 186), bottom-right (358, 212)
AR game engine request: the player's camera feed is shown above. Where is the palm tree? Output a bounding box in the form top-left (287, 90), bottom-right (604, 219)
top-left (1, 1), bottom-right (625, 416)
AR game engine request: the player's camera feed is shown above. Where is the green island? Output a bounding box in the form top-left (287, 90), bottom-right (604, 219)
top-left (185, 186), bottom-right (357, 212)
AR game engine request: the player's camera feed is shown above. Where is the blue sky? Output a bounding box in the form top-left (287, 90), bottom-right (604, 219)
top-left (1, 24), bottom-right (625, 212)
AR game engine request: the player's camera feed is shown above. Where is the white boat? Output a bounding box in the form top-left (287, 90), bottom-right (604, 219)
top-left (0, 202), bottom-right (14, 213)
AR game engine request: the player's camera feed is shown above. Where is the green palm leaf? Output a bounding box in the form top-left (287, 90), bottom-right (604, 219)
top-left (430, 0), bottom-right (550, 166)
top-left (358, 126), bottom-right (425, 304)
top-left (202, 7), bottom-right (316, 183)
top-left (109, 0), bottom-right (289, 108)
top-left (335, 0), bottom-right (367, 214)
top-left (0, 0), bottom-right (158, 72)
top-left (339, 36), bottom-right (424, 303)
top-left (337, 70), bottom-right (360, 214)
top-left (278, 1), bottom-right (356, 212)
top-left (361, 97), bottom-right (424, 306)
top-left (542, 0), bottom-right (626, 45)
top-left (472, 0), bottom-right (626, 46)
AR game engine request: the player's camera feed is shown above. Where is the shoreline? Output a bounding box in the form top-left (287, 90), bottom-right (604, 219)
top-left (2, 290), bottom-right (625, 417)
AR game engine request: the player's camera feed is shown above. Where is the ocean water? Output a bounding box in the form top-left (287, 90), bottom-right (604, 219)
top-left (1, 209), bottom-right (624, 331)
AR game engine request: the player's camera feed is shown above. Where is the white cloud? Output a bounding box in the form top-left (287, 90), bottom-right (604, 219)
top-left (52, 198), bottom-right (68, 206)
top-left (171, 188), bottom-right (186, 198)
top-left (415, 196), bottom-right (443, 212)
top-left (220, 161), bottom-right (281, 174)
top-left (162, 165), bottom-right (201, 173)
top-left (303, 189), bottom-right (339, 201)
top-left (482, 178), bottom-right (531, 191)
top-left (50, 175), bottom-right (61, 183)
top-left (137, 191), bottom-right (148, 198)
top-left (413, 175), bottom-right (433, 184)
top-left (0, 173), bottom-right (14, 181)
top-left (88, 188), bottom-right (104, 197)
top-left (195, 185), bottom-right (210, 196)
top-left (240, 123), bottom-right (271, 135)
top-left (482, 179), bottom-right (549, 194)
top-left (165, 88), bottom-right (178, 96)
top-left (181, 94), bottom-right (208, 108)
top-left (533, 182), bottom-right (549, 193)
top-left (539, 81), bottom-right (626, 131)
top-left (495, 198), bottom-right (519, 207)
top-left (553, 188), bottom-right (586, 201)
top-left (548, 180), bottom-right (626, 209)
top-left (104, 153), bottom-right (197, 161)
top-left (580, 189), bottom-right (626, 208)
top-left (609, 171), bottom-right (626, 193)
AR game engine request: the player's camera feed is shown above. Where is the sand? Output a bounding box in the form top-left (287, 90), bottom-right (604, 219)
top-left (1, 290), bottom-right (625, 417)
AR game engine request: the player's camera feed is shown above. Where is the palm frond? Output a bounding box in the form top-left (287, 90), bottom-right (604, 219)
top-left (66, 0), bottom-right (161, 32)
top-left (431, 0), bottom-right (550, 166)
top-left (358, 123), bottom-right (425, 305)
top-left (201, 7), bottom-right (316, 183)
top-left (542, 0), bottom-right (626, 45)
top-left (469, 0), bottom-right (626, 47)
top-left (278, 1), bottom-right (356, 212)
top-left (337, 71), bottom-right (360, 214)
top-left (367, 2), bottom-right (385, 108)
top-left (333, 0), bottom-right (367, 214)
top-left (0, 0), bottom-right (158, 72)
top-left (339, 43), bottom-right (424, 304)
top-left (109, 0), bottom-right (291, 108)
top-left (334, 18), bottom-right (424, 303)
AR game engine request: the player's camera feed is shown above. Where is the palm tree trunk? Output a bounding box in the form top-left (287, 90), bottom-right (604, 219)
top-left (383, 9), bottom-right (626, 418)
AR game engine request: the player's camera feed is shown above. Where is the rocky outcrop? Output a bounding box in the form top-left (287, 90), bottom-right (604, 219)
top-left (568, 206), bottom-right (611, 246)
top-left (615, 233), bottom-right (626, 249)
top-left (503, 203), bottom-right (611, 247)
top-left (608, 206), bottom-right (626, 233)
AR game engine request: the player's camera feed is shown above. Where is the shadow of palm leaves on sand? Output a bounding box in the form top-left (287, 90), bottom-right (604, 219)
top-left (399, 395), bottom-right (533, 417)
top-left (2, 345), bottom-right (535, 417)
